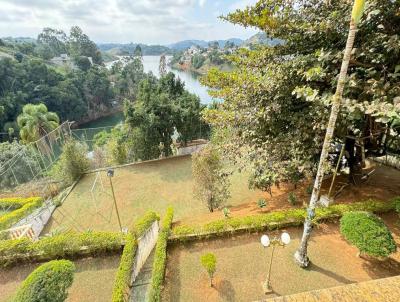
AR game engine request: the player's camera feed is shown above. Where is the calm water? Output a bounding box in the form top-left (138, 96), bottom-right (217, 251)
top-left (81, 56), bottom-right (213, 129)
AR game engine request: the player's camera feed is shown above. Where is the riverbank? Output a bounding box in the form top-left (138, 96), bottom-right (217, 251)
top-left (171, 61), bottom-right (233, 75)
top-left (73, 106), bottom-right (123, 129)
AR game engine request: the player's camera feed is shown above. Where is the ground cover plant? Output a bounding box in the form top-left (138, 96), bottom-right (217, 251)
top-left (14, 260), bottom-right (75, 302)
top-left (340, 211), bottom-right (397, 258)
top-left (0, 197), bottom-right (43, 231)
top-left (171, 198), bottom-right (399, 241)
top-left (45, 155), bottom-right (266, 232)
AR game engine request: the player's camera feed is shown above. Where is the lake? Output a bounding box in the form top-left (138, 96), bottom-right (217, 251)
top-left (80, 56), bottom-right (213, 129)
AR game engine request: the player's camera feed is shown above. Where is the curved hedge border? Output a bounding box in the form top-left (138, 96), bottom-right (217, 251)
top-left (170, 198), bottom-right (399, 242)
top-left (0, 197), bottom-right (43, 230)
top-left (112, 211), bottom-right (160, 302)
top-left (14, 259), bottom-right (75, 302)
top-left (0, 231), bottom-right (125, 268)
top-left (148, 207), bottom-right (174, 302)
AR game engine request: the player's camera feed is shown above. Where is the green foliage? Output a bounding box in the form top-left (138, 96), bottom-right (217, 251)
top-left (112, 211), bottom-right (160, 302)
top-left (132, 211), bottom-right (160, 238)
top-left (306, 186), bottom-right (313, 195)
top-left (0, 231), bottom-right (124, 267)
top-left (288, 192), bottom-right (297, 206)
top-left (74, 56), bottom-right (92, 71)
top-left (223, 207), bottom-right (230, 218)
top-left (17, 103), bottom-right (60, 143)
top-left (148, 207), bottom-right (174, 302)
top-left (203, 0), bottom-right (400, 188)
top-left (172, 198), bottom-right (398, 241)
top-left (52, 139), bottom-right (90, 184)
top-left (0, 197), bottom-right (43, 231)
top-left (340, 211), bottom-right (396, 257)
top-left (0, 141), bottom-right (40, 190)
top-left (14, 260), bottom-right (75, 302)
top-left (191, 54), bottom-right (206, 69)
top-left (111, 233), bottom-right (137, 302)
top-left (200, 253), bottom-right (216, 286)
top-left (393, 197), bottom-right (400, 215)
top-left (192, 145), bottom-right (230, 212)
top-left (257, 198), bottom-right (267, 208)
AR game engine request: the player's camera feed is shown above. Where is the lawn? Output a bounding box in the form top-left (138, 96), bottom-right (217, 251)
top-left (44, 155), bottom-right (265, 233)
top-left (0, 255), bottom-right (121, 302)
top-left (162, 212), bottom-right (400, 302)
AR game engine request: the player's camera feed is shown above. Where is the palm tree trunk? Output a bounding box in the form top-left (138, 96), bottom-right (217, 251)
top-left (294, 19), bottom-right (359, 268)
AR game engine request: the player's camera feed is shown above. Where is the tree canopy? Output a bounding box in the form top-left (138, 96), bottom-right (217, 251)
top-left (202, 0), bottom-right (400, 190)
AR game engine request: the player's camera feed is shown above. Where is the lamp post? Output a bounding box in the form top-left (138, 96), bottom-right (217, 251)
top-left (107, 169), bottom-right (123, 232)
top-left (260, 232), bottom-right (291, 294)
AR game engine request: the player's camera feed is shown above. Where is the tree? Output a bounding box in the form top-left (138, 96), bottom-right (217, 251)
top-left (295, 0), bottom-right (367, 268)
top-left (14, 260), bottom-right (75, 302)
top-left (202, 0), bottom-right (399, 215)
top-left (37, 27), bottom-right (68, 58)
top-left (17, 103), bottom-right (60, 144)
top-left (74, 56), bottom-right (91, 71)
top-left (51, 139), bottom-right (90, 184)
top-left (134, 45), bottom-right (143, 59)
top-left (68, 26), bottom-right (102, 64)
top-left (14, 52), bottom-right (23, 63)
top-left (340, 211), bottom-right (396, 258)
top-left (192, 145), bottom-right (230, 212)
top-left (191, 54), bottom-right (206, 69)
top-left (200, 253), bottom-right (217, 287)
top-left (159, 54), bottom-right (167, 77)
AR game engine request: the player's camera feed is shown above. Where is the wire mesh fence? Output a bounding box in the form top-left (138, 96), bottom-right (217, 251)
top-left (0, 122), bottom-right (72, 199)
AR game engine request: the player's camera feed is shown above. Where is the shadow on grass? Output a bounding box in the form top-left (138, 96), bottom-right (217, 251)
top-left (362, 257), bottom-right (400, 279)
top-left (308, 262), bottom-right (354, 284)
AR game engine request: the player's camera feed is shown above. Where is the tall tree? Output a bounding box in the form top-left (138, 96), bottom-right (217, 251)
top-left (159, 54), bottom-right (167, 77)
top-left (17, 103), bottom-right (59, 143)
top-left (294, 0), bottom-right (367, 268)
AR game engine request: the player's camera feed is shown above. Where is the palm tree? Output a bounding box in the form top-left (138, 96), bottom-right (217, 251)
top-left (17, 103), bottom-right (60, 144)
top-left (294, 0), bottom-right (366, 268)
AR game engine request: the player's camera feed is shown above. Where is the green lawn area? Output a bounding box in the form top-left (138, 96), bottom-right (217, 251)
top-left (0, 255), bottom-right (121, 302)
top-left (44, 155), bottom-right (265, 233)
top-left (162, 213), bottom-right (400, 302)
top-left (0, 209), bottom-right (10, 217)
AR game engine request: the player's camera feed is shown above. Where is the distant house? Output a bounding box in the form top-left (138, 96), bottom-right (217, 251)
top-left (50, 54), bottom-right (76, 69)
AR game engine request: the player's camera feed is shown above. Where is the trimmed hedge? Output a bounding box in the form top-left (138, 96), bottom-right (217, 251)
top-left (340, 211), bottom-right (397, 258)
top-left (0, 231), bottom-right (124, 267)
top-left (171, 198), bottom-right (399, 241)
top-left (0, 197), bottom-right (43, 230)
top-left (14, 259), bottom-right (75, 302)
top-left (112, 211), bottom-right (160, 302)
top-left (148, 207), bottom-right (174, 302)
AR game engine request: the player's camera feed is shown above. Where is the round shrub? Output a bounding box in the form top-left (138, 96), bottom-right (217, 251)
top-left (340, 211), bottom-right (396, 258)
top-left (14, 260), bottom-right (75, 302)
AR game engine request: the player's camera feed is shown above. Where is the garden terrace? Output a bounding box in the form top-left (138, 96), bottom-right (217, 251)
top-left (162, 212), bottom-right (400, 302)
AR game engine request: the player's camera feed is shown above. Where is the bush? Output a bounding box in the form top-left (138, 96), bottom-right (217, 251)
top-left (148, 207), bottom-right (174, 302)
top-left (340, 211), bottom-right (397, 258)
top-left (0, 231), bottom-right (124, 267)
top-left (14, 260), bottom-right (75, 302)
top-left (394, 197), bottom-right (400, 215)
top-left (223, 207), bottom-right (230, 218)
top-left (0, 197), bottom-right (43, 231)
top-left (200, 253), bottom-right (216, 287)
top-left (112, 212), bottom-right (160, 302)
top-left (111, 233), bottom-right (137, 302)
top-left (171, 198), bottom-right (398, 241)
top-left (288, 192), bottom-right (297, 205)
top-left (51, 139), bottom-right (90, 184)
top-left (257, 198), bottom-right (267, 208)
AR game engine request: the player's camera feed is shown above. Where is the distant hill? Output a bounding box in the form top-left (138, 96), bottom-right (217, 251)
top-left (1, 36), bottom-right (37, 44)
top-left (168, 38), bottom-right (244, 51)
top-left (243, 32), bottom-right (282, 47)
top-left (97, 43), bottom-right (172, 57)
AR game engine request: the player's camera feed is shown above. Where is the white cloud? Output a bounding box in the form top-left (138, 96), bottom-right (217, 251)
top-left (0, 0), bottom-right (256, 43)
top-left (229, 0), bottom-right (258, 10)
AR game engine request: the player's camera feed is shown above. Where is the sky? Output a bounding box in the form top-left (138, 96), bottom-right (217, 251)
top-left (0, 0), bottom-right (259, 45)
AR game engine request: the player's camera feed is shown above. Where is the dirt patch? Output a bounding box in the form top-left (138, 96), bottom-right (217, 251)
top-left (0, 255), bottom-right (121, 302)
top-left (163, 212), bottom-right (400, 302)
top-left (178, 162), bottom-right (400, 226)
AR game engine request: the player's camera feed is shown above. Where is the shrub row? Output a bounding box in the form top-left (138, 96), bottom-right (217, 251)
top-left (0, 231), bottom-right (125, 268)
top-left (14, 260), bottom-right (76, 302)
top-left (0, 197), bottom-right (43, 230)
top-left (112, 211), bottom-right (160, 302)
top-left (170, 198), bottom-right (399, 242)
top-left (148, 207), bottom-right (174, 302)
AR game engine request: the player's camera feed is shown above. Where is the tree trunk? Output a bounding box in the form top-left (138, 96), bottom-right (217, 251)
top-left (294, 20), bottom-right (359, 268)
